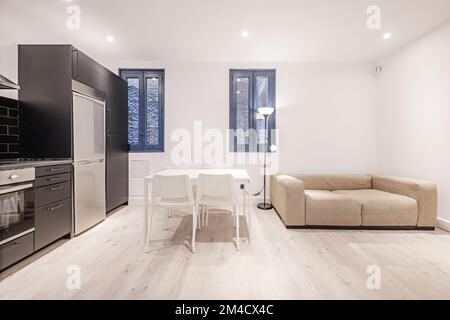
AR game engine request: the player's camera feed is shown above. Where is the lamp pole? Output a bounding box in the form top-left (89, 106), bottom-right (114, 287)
top-left (257, 111), bottom-right (273, 210)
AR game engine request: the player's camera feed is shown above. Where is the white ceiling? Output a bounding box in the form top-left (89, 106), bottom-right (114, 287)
top-left (1, 0), bottom-right (450, 64)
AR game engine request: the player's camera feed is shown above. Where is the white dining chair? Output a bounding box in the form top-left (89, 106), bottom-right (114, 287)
top-left (197, 174), bottom-right (241, 251)
top-left (147, 174), bottom-right (198, 253)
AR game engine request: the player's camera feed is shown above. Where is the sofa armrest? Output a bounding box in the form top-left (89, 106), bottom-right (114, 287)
top-left (372, 175), bottom-right (437, 227)
top-left (270, 175), bottom-right (306, 226)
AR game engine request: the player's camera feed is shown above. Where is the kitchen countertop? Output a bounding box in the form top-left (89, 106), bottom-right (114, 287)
top-left (0, 159), bottom-right (73, 171)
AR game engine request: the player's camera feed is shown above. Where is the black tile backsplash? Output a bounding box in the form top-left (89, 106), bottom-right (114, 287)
top-left (0, 97), bottom-right (19, 159)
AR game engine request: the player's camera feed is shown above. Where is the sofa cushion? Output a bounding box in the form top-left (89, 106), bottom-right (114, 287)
top-left (305, 190), bottom-right (362, 226)
top-left (293, 175), bottom-right (372, 191)
top-left (372, 175), bottom-right (437, 227)
top-left (333, 190), bottom-right (418, 227)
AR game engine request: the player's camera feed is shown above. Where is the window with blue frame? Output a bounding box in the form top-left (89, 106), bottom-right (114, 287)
top-left (120, 69), bottom-right (165, 152)
top-left (229, 69), bottom-right (276, 152)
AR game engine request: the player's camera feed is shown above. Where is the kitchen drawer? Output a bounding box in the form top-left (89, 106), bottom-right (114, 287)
top-left (35, 173), bottom-right (71, 188)
top-left (36, 164), bottom-right (71, 177)
top-left (35, 181), bottom-right (71, 208)
top-left (0, 232), bottom-right (34, 270)
top-left (35, 199), bottom-right (71, 250)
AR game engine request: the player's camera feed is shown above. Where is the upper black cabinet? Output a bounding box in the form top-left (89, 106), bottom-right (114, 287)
top-left (106, 75), bottom-right (128, 135)
top-left (72, 49), bottom-right (108, 93)
top-left (19, 45), bottom-right (129, 158)
top-left (19, 45), bottom-right (73, 159)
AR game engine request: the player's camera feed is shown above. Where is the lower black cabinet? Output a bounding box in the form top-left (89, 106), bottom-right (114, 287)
top-left (34, 173), bottom-right (71, 188)
top-left (0, 232), bottom-right (34, 270)
top-left (36, 164), bottom-right (71, 178)
top-left (0, 163), bottom-right (73, 270)
top-left (34, 199), bottom-right (71, 250)
top-left (34, 164), bottom-right (73, 251)
top-left (35, 181), bottom-right (71, 208)
top-left (106, 134), bottom-right (128, 212)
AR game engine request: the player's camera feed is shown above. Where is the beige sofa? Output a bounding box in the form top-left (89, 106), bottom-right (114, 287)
top-left (270, 174), bottom-right (437, 229)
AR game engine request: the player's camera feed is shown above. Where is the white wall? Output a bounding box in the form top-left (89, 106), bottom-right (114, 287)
top-left (0, 32), bottom-right (19, 100)
top-left (376, 21), bottom-right (450, 224)
top-left (104, 61), bottom-right (378, 200)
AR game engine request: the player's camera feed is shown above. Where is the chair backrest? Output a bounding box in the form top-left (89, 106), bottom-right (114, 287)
top-left (152, 174), bottom-right (194, 205)
top-left (163, 164), bottom-right (210, 170)
top-left (198, 174), bottom-right (236, 202)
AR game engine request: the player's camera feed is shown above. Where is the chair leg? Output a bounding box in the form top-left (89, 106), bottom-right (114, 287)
top-left (205, 206), bottom-right (209, 227)
top-left (164, 208), bottom-right (169, 229)
top-left (198, 204), bottom-right (205, 229)
top-left (192, 205), bottom-right (197, 253)
top-left (202, 205), bottom-right (207, 228)
top-left (235, 206), bottom-right (240, 251)
top-left (233, 211), bottom-right (236, 228)
top-left (197, 205), bottom-right (202, 230)
top-left (146, 202), bottom-right (156, 250)
top-left (247, 211), bottom-right (251, 243)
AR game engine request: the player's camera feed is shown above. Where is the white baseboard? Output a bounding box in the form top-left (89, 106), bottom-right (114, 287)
top-left (437, 217), bottom-right (450, 232)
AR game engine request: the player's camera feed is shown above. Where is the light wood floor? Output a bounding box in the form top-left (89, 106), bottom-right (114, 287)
top-left (1, 204), bottom-right (450, 300)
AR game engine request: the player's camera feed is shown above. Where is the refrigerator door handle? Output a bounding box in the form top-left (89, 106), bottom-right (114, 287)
top-left (75, 158), bottom-right (105, 165)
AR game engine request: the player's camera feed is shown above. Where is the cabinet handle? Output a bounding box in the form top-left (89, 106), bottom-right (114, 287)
top-left (48, 177), bottom-right (63, 182)
top-left (48, 203), bottom-right (63, 211)
top-left (48, 168), bottom-right (64, 172)
top-left (48, 185), bottom-right (64, 192)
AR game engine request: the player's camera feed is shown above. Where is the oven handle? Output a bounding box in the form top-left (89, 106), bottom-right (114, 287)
top-left (0, 183), bottom-right (33, 195)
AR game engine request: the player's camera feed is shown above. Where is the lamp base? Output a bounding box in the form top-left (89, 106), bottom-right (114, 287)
top-left (257, 203), bottom-right (273, 210)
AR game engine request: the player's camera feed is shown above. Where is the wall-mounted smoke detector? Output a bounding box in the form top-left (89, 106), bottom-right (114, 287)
top-left (375, 66), bottom-right (383, 77)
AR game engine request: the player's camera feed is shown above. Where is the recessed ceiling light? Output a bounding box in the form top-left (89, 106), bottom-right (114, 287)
top-left (383, 32), bottom-right (392, 40)
top-left (106, 35), bottom-right (115, 43)
top-left (241, 30), bottom-right (249, 38)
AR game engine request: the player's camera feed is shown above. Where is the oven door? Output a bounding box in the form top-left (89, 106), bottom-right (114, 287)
top-left (0, 183), bottom-right (35, 244)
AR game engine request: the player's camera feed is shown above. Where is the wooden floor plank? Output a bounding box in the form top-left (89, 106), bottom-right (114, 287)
top-left (1, 205), bottom-right (450, 300)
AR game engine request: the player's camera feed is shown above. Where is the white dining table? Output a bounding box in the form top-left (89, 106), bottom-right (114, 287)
top-left (143, 168), bottom-right (251, 242)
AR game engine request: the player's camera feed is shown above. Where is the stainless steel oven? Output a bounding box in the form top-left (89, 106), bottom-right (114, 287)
top-left (0, 168), bottom-right (35, 245)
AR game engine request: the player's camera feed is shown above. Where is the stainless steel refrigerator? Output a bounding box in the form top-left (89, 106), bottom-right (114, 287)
top-left (72, 91), bottom-right (106, 235)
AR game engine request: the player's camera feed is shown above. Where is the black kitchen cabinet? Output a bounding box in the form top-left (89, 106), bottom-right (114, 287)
top-left (34, 199), bottom-right (72, 250)
top-left (0, 233), bottom-right (34, 271)
top-left (106, 74), bottom-right (128, 135)
top-left (105, 65), bottom-right (129, 211)
top-left (19, 45), bottom-right (73, 159)
top-left (34, 181), bottom-right (71, 208)
top-left (34, 164), bottom-right (72, 250)
top-left (35, 164), bottom-right (71, 177)
top-left (72, 49), bottom-right (108, 93)
top-left (34, 173), bottom-right (71, 188)
top-left (19, 45), bottom-right (129, 213)
top-left (106, 134), bottom-right (129, 212)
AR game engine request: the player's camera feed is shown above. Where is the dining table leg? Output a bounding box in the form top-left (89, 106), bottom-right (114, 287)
top-left (242, 185), bottom-right (247, 217)
top-left (242, 184), bottom-right (250, 241)
top-left (143, 179), bottom-right (149, 245)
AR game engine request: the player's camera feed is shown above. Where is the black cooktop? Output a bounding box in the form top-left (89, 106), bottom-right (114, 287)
top-left (0, 158), bottom-right (68, 164)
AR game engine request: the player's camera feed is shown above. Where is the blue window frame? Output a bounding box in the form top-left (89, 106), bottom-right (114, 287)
top-left (119, 69), bottom-right (165, 152)
top-left (229, 69), bottom-right (276, 152)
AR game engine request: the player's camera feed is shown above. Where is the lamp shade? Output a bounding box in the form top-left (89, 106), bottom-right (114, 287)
top-left (257, 107), bottom-right (275, 116)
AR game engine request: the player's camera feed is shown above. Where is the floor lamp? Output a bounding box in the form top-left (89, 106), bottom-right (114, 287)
top-left (257, 106), bottom-right (275, 210)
